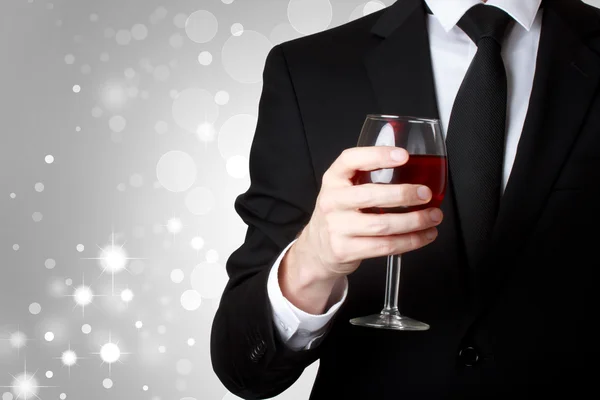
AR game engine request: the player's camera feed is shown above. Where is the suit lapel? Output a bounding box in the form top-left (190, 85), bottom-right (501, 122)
top-left (476, 0), bottom-right (600, 302)
top-left (364, 0), bottom-right (439, 120)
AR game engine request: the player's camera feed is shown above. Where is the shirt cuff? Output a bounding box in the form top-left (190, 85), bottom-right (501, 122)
top-left (267, 238), bottom-right (349, 345)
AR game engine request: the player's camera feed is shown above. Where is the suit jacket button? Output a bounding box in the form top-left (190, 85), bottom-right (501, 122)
top-left (249, 349), bottom-right (257, 362)
top-left (458, 346), bottom-right (479, 366)
top-left (257, 339), bottom-right (266, 349)
top-left (249, 346), bottom-right (264, 363)
top-left (257, 340), bottom-right (266, 355)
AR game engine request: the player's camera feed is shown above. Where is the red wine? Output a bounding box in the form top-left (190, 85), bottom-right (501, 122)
top-left (353, 154), bottom-right (447, 214)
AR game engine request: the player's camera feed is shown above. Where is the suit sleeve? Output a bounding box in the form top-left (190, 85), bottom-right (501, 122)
top-left (210, 43), bottom-right (327, 399)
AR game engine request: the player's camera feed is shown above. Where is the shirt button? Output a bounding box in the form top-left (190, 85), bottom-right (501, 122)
top-left (279, 321), bottom-right (289, 331)
top-left (297, 329), bottom-right (310, 337)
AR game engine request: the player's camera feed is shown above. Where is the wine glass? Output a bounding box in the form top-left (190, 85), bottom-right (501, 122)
top-left (349, 114), bottom-right (448, 331)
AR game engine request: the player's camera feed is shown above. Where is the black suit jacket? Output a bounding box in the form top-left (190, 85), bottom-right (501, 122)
top-left (211, 0), bottom-right (600, 398)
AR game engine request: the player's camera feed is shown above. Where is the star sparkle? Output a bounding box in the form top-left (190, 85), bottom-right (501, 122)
top-left (0, 360), bottom-right (57, 400)
top-left (80, 229), bottom-right (146, 294)
top-left (90, 331), bottom-right (132, 376)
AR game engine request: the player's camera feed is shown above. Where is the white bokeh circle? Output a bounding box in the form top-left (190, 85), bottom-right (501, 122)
top-left (350, 1), bottom-right (386, 21)
top-left (190, 262), bottom-right (229, 299)
top-left (116, 29), bottom-right (132, 45)
top-left (184, 187), bottom-right (215, 216)
top-left (155, 120), bottom-right (169, 134)
top-left (364, 0), bottom-right (386, 15)
top-left (29, 302), bottom-right (41, 315)
top-left (226, 155), bottom-right (249, 179)
top-left (197, 122), bottom-right (217, 143)
top-left (185, 10), bottom-right (218, 43)
top-left (214, 91), bottom-right (229, 105)
top-left (101, 82), bottom-right (128, 111)
top-left (222, 31), bottom-right (272, 84)
top-left (129, 174), bottom-right (143, 187)
top-left (198, 51), bottom-right (213, 66)
top-left (100, 343), bottom-right (120, 363)
top-left (156, 150), bottom-right (197, 192)
top-left (191, 236), bottom-right (205, 251)
top-left (124, 68), bottom-right (136, 79)
top-left (173, 13), bottom-right (188, 29)
top-left (92, 107), bottom-right (103, 118)
top-left (171, 269), bottom-right (184, 283)
top-left (231, 23), bottom-right (243, 36)
top-left (206, 249), bottom-right (219, 263)
top-left (288, 0), bottom-right (333, 35)
top-left (131, 24), bottom-right (148, 40)
top-left (180, 290), bottom-right (202, 311)
top-left (109, 115), bottom-right (126, 133)
top-left (218, 114), bottom-right (257, 160)
top-left (176, 359), bottom-right (193, 375)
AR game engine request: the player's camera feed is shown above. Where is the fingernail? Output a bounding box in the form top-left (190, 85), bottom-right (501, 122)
top-left (390, 149), bottom-right (407, 162)
top-left (429, 209), bottom-right (442, 222)
top-left (426, 229), bottom-right (437, 240)
top-left (417, 186), bottom-right (431, 200)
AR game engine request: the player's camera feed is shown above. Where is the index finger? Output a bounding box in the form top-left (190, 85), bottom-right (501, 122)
top-left (324, 146), bottom-right (409, 186)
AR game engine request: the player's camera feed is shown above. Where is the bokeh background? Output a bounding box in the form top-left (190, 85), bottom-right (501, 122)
top-left (1, 0), bottom-right (599, 399)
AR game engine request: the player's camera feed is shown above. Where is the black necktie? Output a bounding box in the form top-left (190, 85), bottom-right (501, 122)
top-left (444, 4), bottom-right (515, 269)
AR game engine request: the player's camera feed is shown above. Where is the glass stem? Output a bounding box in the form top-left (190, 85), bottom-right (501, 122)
top-left (381, 254), bottom-right (401, 316)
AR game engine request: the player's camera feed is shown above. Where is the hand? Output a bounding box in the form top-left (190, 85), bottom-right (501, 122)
top-left (295, 146), bottom-right (443, 282)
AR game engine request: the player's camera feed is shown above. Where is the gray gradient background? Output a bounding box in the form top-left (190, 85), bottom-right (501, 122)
top-left (1, 1), bottom-right (599, 399)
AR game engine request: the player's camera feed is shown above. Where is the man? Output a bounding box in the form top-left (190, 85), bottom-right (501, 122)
top-left (211, 0), bottom-right (600, 398)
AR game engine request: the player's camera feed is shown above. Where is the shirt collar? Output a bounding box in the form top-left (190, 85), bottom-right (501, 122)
top-left (424, 0), bottom-right (542, 33)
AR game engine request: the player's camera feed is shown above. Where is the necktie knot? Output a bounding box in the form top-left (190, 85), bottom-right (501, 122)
top-left (457, 4), bottom-right (514, 47)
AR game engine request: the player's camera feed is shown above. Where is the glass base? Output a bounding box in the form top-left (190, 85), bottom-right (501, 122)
top-left (349, 312), bottom-right (430, 331)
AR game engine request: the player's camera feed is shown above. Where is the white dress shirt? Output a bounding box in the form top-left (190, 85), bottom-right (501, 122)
top-left (267, 0), bottom-right (543, 351)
